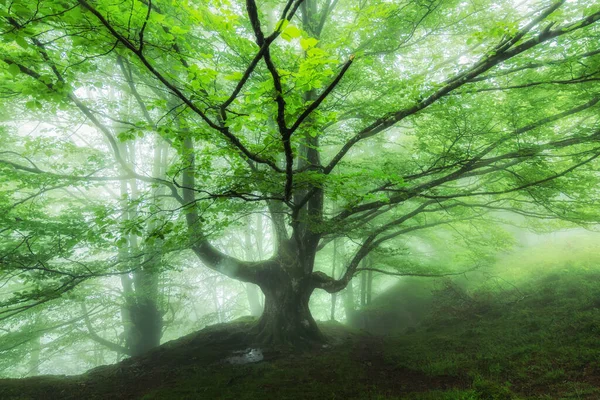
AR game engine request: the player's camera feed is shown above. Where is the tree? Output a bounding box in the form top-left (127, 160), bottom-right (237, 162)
top-left (1, 0), bottom-right (600, 346)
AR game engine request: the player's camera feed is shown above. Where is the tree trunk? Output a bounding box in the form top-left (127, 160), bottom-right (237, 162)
top-left (121, 270), bottom-right (163, 356)
top-left (343, 277), bottom-right (357, 325)
top-left (254, 261), bottom-right (324, 346)
top-left (244, 214), bottom-right (264, 317)
top-left (366, 269), bottom-right (373, 305)
top-left (256, 284), bottom-right (323, 345)
top-left (330, 237), bottom-right (339, 321)
top-left (27, 335), bottom-right (40, 376)
top-left (360, 270), bottom-right (367, 307)
top-left (126, 299), bottom-right (162, 356)
top-left (211, 281), bottom-right (222, 323)
top-left (110, 126), bottom-right (164, 358)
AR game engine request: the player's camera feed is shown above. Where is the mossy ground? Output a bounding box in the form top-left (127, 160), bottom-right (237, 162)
top-left (1, 268), bottom-right (599, 399)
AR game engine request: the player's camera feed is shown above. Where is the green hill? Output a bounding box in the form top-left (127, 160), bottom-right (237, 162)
top-left (1, 264), bottom-right (600, 400)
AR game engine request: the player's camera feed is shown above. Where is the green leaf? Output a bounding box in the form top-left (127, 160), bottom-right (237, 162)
top-left (275, 19), bottom-right (289, 32)
top-left (171, 26), bottom-right (188, 35)
top-left (7, 63), bottom-right (20, 76)
top-left (300, 37), bottom-right (318, 51)
top-left (281, 25), bottom-right (302, 42)
top-left (117, 130), bottom-right (136, 142)
top-left (224, 71), bottom-right (244, 81)
top-left (15, 36), bottom-right (28, 48)
top-left (306, 47), bottom-right (326, 58)
top-left (25, 100), bottom-right (42, 110)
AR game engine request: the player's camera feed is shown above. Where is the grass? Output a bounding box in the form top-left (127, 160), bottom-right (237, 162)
top-left (1, 264), bottom-right (599, 399)
top-left (383, 267), bottom-right (600, 399)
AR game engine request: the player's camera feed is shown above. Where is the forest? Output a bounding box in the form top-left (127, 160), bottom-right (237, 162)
top-left (0, 0), bottom-right (600, 398)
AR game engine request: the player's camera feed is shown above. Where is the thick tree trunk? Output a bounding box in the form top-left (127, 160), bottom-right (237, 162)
top-left (121, 271), bottom-right (162, 356)
top-left (254, 261), bottom-right (324, 346)
top-left (255, 284), bottom-right (323, 345)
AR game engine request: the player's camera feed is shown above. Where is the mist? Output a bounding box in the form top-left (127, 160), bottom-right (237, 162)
top-left (1, 0), bottom-right (600, 399)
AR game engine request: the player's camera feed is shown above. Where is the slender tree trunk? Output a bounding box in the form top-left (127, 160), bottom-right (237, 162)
top-left (114, 135), bottom-right (164, 357)
top-left (360, 256), bottom-right (373, 306)
top-left (125, 284), bottom-right (163, 355)
top-left (360, 270), bottom-right (367, 307)
top-left (211, 280), bottom-right (222, 323)
top-left (330, 238), bottom-right (338, 320)
top-left (254, 213), bottom-right (265, 310)
top-left (330, 292), bottom-right (337, 321)
top-left (343, 277), bottom-right (357, 325)
top-left (366, 269), bottom-right (373, 305)
top-left (27, 335), bottom-right (40, 376)
top-left (93, 341), bottom-right (105, 367)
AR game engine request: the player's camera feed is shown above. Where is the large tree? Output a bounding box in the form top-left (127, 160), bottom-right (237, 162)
top-left (1, 0), bottom-right (600, 346)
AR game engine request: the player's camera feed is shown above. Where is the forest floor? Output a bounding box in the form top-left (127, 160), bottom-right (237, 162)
top-left (1, 269), bottom-right (600, 399)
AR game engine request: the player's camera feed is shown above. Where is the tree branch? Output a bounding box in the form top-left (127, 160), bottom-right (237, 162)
top-left (322, 3), bottom-right (600, 175)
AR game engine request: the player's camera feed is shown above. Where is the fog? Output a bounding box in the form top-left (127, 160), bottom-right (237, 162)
top-left (1, 0), bottom-right (600, 398)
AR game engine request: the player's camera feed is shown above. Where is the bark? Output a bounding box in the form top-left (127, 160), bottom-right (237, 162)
top-left (360, 270), bottom-right (367, 307)
top-left (343, 277), bottom-right (357, 325)
top-left (361, 256), bottom-right (373, 306)
top-left (330, 292), bottom-right (338, 321)
top-left (330, 237), bottom-right (339, 320)
top-left (254, 262), bottom-right (324, 345)
top-left (124, 266), bottom-right (163, 356)
top-left (113, 130), bottom-right (164, 357)
top-left (124, 297), bottom-right (163, 356)
top-left (211, 281), bottom-right (222, 323)
top-left (366, 269), bottom-right (373, 305)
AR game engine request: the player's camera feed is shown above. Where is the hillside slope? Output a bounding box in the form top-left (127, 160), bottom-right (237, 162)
top-left (1, 267), bottom-right (600, 399)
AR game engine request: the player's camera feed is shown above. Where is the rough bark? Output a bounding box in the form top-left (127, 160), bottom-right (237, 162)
top-left (254, 264), bottom-right (323, 345)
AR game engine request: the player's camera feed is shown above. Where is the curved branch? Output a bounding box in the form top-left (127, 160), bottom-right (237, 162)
top-left (354, 265), bottom-right (480, 278)
top-left (81, 304), bottom-right (131, 355)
